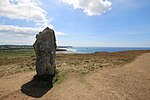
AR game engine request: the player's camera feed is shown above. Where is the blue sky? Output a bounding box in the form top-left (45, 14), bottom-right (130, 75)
top-left (0, 0), bottom-right (150, 47)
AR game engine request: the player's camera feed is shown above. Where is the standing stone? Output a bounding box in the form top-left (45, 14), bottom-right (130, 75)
top-left (33, 27), bottom-right (56, 77)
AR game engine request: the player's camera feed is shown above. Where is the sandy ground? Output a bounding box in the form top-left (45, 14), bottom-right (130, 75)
top-left (0, 53), bottom-right (150, 100)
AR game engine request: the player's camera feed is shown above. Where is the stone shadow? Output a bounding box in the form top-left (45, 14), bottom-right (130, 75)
top-left (21, 74), bottom-right (54, 98)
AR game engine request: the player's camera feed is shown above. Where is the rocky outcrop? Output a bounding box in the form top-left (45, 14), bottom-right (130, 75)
top-left (33, 27), bottom-right (56, 77)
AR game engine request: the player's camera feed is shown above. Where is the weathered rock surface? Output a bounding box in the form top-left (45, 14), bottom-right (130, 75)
top-left (33, 27), bottom-right (56, 77)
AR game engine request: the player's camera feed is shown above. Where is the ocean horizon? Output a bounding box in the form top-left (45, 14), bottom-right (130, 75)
top-left (65, 47), bottom-right (150, 53)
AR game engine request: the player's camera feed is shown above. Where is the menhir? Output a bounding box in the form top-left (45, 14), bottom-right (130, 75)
top-left (33, 27), bottom-right (56, 77)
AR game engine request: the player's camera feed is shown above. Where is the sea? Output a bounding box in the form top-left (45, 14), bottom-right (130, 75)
top-left (65, 47), bottom-right (150, 53)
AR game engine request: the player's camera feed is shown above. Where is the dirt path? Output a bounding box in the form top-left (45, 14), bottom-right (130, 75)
top-left (0, 53), bottom-right (150, 100)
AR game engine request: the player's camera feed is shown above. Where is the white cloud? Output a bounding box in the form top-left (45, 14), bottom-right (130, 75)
top-left (0, 36), bottom-right (35, 45)
top-left (0, 0), bottom-right (66, 44)
top-left (0, 0), bottom-right (51, 27)
top-left (61, 0), bottom-right (112, 16)
top-left (0, 25), bottom-right (38, 37)
top-left (55, 31), bottom-right (65, 36)
top-left (0, 25), bottom-right (65, 37)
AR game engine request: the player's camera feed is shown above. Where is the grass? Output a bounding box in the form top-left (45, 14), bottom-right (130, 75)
top-left (53, 69), bottom-right (66, 85)
top-left (0, 49), bottom-right (35, 66)
top-left (0, 49), bottom-right (34, 57)
top-left (56, 50), bottom-right (150, 76)
top-left (0, 49), bottom-right (35, 77)
top-left (0, 49), bottom-right (150, 84)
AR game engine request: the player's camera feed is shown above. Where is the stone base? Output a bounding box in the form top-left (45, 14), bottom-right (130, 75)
top-left (33, 74), bottom-right (55, 82)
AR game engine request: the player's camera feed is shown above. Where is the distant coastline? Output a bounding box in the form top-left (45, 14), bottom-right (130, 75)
top-left (1, 45), bottom-right (150, 54)
top-left (60, 47), bottom-right (150, 54)
top-left (0, 45), bottom-right (72, 52)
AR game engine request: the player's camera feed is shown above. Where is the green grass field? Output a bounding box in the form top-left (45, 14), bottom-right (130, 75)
top-left (0, 49), bottom-right (34, 57)
top-left (1, 49), bottom-right (150, 83)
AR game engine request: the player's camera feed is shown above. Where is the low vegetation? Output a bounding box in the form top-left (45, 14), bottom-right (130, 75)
top-left (0, 48), bottom-right (150, 84)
